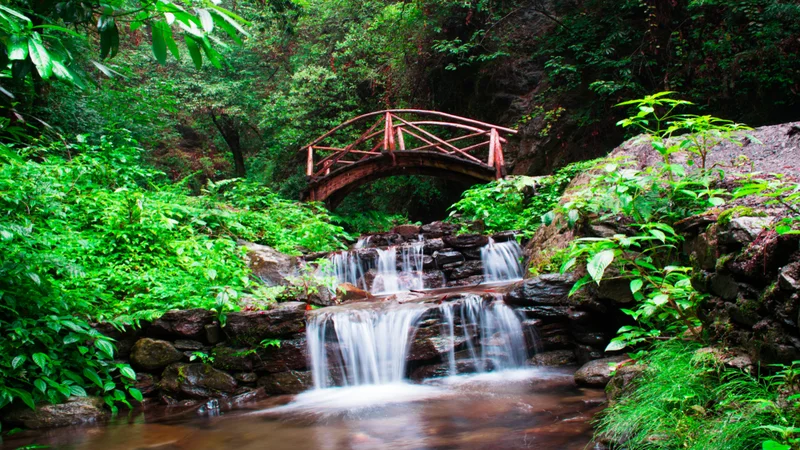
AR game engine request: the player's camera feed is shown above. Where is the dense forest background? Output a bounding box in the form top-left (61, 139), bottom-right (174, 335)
top-left (5, 0), bottom-right (800, 222)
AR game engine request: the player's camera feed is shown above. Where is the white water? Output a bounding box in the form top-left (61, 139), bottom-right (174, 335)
top-left (438, 294), bottom-right (528, 374)
top-left (481, 237), bottom-right (523, 282)
top-left (329, 238), bottom-right (425, 295)
top-left (328, 251), bottom-right (371, 291)
top-left (306, 303), bottom-right (427, 389)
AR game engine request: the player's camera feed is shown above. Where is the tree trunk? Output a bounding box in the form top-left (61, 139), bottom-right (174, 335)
top-left (209, 111), bottom-right (246, 177)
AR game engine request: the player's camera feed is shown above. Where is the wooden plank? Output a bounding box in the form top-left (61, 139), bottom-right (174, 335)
top-left (394, 115), bottom-right (484, 164)
top-left (397, 127), bottom-right (406, 150)
top-left (406, 131), bottom-right (487, 152)
top-left (307, 146), bottom-right (314, 176)
top-left (398, 127), bottom-right (448, 154)
top-left (488, 128), bottom-right (497, 168)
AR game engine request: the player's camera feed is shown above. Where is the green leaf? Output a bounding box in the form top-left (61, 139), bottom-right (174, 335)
top-left (11, 355), bottom-right (26, 369)
top-left (83, 368), bottom-right (103, 388)
top-left (587, 250), bottom-right (615, 285)
top-left (653, 294), bottom-right (669, 306)
top-left (8, 34), bottom-right (29, 61)
top-left (32, 353), bottom-right (49, 370)
top-left (103, 381), bottom-right (115, 392)
top-left (185, 36), bottom-right (203, 69)
top-left (9, 388), bottom-right (35, 410)
top-left (762, 441), bottom-right (790, 450)
top-left (605, 339), bottom-right (627, 352)
top-left (630, 278), bottom-right (644, 294)
top-left (69, 385), bottom-right (87, 397)
top-left (98, 14), bottom-right (119, 59)
top-left (151, 21), bottom-right (168, 64)
top-left (128, 387), bottom-right (143, 402)
top-left (28, 35), bottom-right (53, 80)
top-left (95, 339), bottom-right (115, 358)
top-left (197, 8), bottom-right (214, 33)
top-left (120, 366), bottom-right (136, 380)
top-left (34, 379), bottom-right (47, 393)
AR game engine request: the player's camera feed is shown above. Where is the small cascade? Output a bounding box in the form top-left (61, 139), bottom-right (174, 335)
top-left (306, 304), bottom-right (427, 389)
top-left (481, 237), bottom-right (523, 282)
top-left (438, 294), bottom-right (528, 374)
top-left (329, 250), bottom-right (371, 291)
top-left (354, 236), bottom-right (371, 249)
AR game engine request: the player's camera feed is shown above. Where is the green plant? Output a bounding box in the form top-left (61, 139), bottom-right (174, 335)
top-left (189, 351), bottom-right (214, 364)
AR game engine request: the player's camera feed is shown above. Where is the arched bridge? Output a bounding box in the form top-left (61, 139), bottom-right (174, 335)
top-left (300, 110), bottom-right (517, 208)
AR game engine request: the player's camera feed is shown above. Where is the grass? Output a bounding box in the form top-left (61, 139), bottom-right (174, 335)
top-left (596, 341), bottom-right (796, 449)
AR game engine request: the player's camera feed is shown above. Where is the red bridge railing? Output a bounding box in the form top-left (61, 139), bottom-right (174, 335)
top-left (302, 110), bottom-right (517, 180)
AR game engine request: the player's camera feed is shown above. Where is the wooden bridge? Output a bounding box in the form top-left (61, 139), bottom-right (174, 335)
top-left (300, 110), bottom-right (517, 207)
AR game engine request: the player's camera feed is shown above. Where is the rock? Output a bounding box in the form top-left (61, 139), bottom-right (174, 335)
top-left (780, 262), bottom-right (800, 291)
top-left (445, 275), bottom-right (484, 287)
top-left (446, 260), bottom-right (483, 280)
top-left (574, 344), bottom-right (604, 365)
top-left (491, 231), bottom-right (519, 242)
top-left (257, 371), bottom-right (313, 395)
top-left (212, 347), bottom-right (254, 371)
top-left (224, 302), bottom-right (307, 344)
top-left (595, 279), bottom-right (634, 304)
top-left (423, 238), bottom-right (446, 254)
top-left (255, 339), bottom-right (308, 373)
top-left (461, 248), bottom-right (483, 260)
top-left (421, 221), bottom-right (457, 239)
top-left (723, 217), bottom-right (774, 245)
top-left (529, 350), bottom-right (576, 366)
top-left (573, 331), bottom-right (612, 347)
top-left (434, 250), bottom-right (465, 267)
top-left (606, 364), bottom-right (645, 401)
top-left (443, 234), bottom-right (489, 249)
top-left (130, 338), bottom-right (184, 371)
top-left (135, 373), bottom-right (158, 396)
top-left (297, 285), bottom-right (337, 307)
top-left (422, 271), bottom-right (446, 289)
top-left (505, 274), bottom-right (574, 306)
top-left (91, 323), bottom-right (142, 358)
top-left (149, 309), bottom-right (217, 341)
top-left (695, 347), bottom-right (754, 372)
top-left (338, 283), bottom-right (370, 301)
top-left (408, 333), bottom-right (469, 362)
top-left (205, 324), bottom-right (221, 345)
top-left (173, 340), bottom-right (204, 351)
top-left (160, 363), bottom-right (238, 399)
top-left (710, 274), bottom-right (740, 301)
top-left (241, 241), bottom-right (299, 286)
top-left (422, 254), bottom-right (436, 269)
top-left (1, 396), bottom-right (108, 429)
top-left (235, 372), bottom-right (258, 383)
top-left (370, 233), bottom-right (403, 247)
top-left (574, 355), bottom-right (629, 387)
top-left (515, 305), bottom-right (571, 320)
top-left (393, 224), bottom-right (422, 239)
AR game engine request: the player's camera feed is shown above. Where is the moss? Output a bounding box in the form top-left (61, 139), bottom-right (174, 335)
top-left (715, 253), bottom-right (736, 272)
top-left (717, 206), bottom-right (767, 227)
top-left (529, 247), bottom-right (571, 276)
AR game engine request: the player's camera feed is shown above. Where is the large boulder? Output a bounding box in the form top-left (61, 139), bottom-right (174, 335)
top-left (434, 250), bottom-right (465, 267)
top-left (2, 396), bottom-right (108, 429)
top-left (446, 260), bottom-right (484, 280)
top-left (443, 234), bottom-right (490, 249)
top-left (224, 302), bottom-right (307, 345)
top-left (721, 217), bottom-right (774, 246)
top-left (574, 355), bottom-right (629, 387)
top-left (529, 350), bottom-right (576, 366)
top-left (241, 241), bottom-right (299, 286)
top-left (149, 309), bottom-right (217, 341)
top-left (160, 363), bottom-right (238, 398)
top-left (254, 339), bottom-right (309, 373)
top-left (130, 338), bottom-right (184, 371)
top-left (505, 274), bottom-right (574, 306)
top-left (393, 224), bottom-right (422, 239)
top-left (421, 221), bottom-right (457, 239)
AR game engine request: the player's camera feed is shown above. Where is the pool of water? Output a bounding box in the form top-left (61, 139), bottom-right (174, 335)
top-left (2, 368), bottom-right (605, 450)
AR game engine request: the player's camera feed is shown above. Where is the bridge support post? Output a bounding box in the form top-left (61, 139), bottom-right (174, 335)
top-left (306, 146), bottom-right (314, 176)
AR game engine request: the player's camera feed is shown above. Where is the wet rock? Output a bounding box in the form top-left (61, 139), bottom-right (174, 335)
top-left (370, 233), bottom-right (403, 247)
top-left (205, 324), bottom-right (221, 345)
top-left (257, 371), bottom-right (313, 395)
top-left (575, 344), bottom-right (604, 365)
top-left (235, 372), bottom-right (258, 383)
top-left (338, 283), bottom-right (370, 301)
top-left (443, 234), bottom-right (489, 249)
top-left (2, 396), bottom-right (108, 429)
top-left (722, 217), bottom-right (774, 245)
top-left (491, 231), bottom-right (519, 242)
top-left (574, 355), bottom-right (629, 387)
top-left (423, 238), bottom-right (446, 254)
top-left (91, 323), bottom-right (142, 358)
top-left (296, 285), bottom-right (337, 307)
top-left (135, 373), bottom-right (158, 396)
top-left (505, 274), bottom-right (573, 306)
top-left (445, 275), bottom-right (484, 287)
top-left (529, 350), bottom-right (576, 366)
top-left (254, 338), bottom-right (308, 373)
top-left (174, 339), bottom-right (204, 351)
top-left (241, 241), bottom-right (299, 286)
top-left (434, 250), bottom-right (465, 267)
top-left (446, 260), bottom-right (484, 280)
top-left (160, 363), bottom-right (238, 398)
top-left (710, 274), bottom-right (740, 301)
top-left (393, 224), bottom-right (422, 239)
top-left (212, 347), bottom-right (254, 371)
top-left (149, 309), bottom-right (217, 341)
top-left (573, 331), bottom-right (612, 347)
top-left (422, 254), bottom-right (436, 269)
top-left (131, 338), bottom-right (184, 371)
top-left (422, 271), bottom-right (446, 289)
top-left (408, 333), bottom-right (469, 362)
top-left (595, 278), bottom-right (634, 304)
top-left (568, 309), bottom-right (593, 325)
top-left (409, 358), bottom-right (491, 381)
top-left (421, 221), bottom-right (457, 239)
top-left (461, 248), bottom-right (483, 260)
top-left (516, 305), bottom-right (571, 320)
top-left (780, 262), bottom-right (800, 291)
top-left (606, 364), bottom-right (645, 401)
top-left (224, 302), bottom-right (306, 344)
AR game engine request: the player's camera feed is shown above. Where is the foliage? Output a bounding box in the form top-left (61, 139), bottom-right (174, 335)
top-left (596, 341), bottom-right (795, 450)
top-left (734, 174), bottom-right (800, 234)
top-left (0, 129), bottom-right (347, 420)
top-left (448, 159), bottom-right (595, 235)
top-left (332, 210), bottom-right (409, 235)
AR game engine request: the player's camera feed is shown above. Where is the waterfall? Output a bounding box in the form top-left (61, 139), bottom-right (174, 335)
top-left (306, 304), bottom-right (427, 389)
top-left (329, 250), bottom-right (371, 291)
top-left (438, 294), bottom-right (527, 374)
top-left (354, 236), bottom-right (371, 249)
top-left (481, 237), bottom-right (523, 282)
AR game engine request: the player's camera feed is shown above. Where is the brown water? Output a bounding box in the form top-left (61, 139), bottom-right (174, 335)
top-left (2, 368), bottom-right (604, 450)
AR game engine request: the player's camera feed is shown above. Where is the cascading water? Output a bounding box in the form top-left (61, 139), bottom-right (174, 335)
top-left (328, 238), bottom-right (425, 295)
top-left (438, 294), bottom-right (528, 374)
top-left (328, 250), bottom-right (371, 291)
top-left (481, 237), bottom-right (523, 282)
top-left (306, 303), bottom-right (427, 389)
